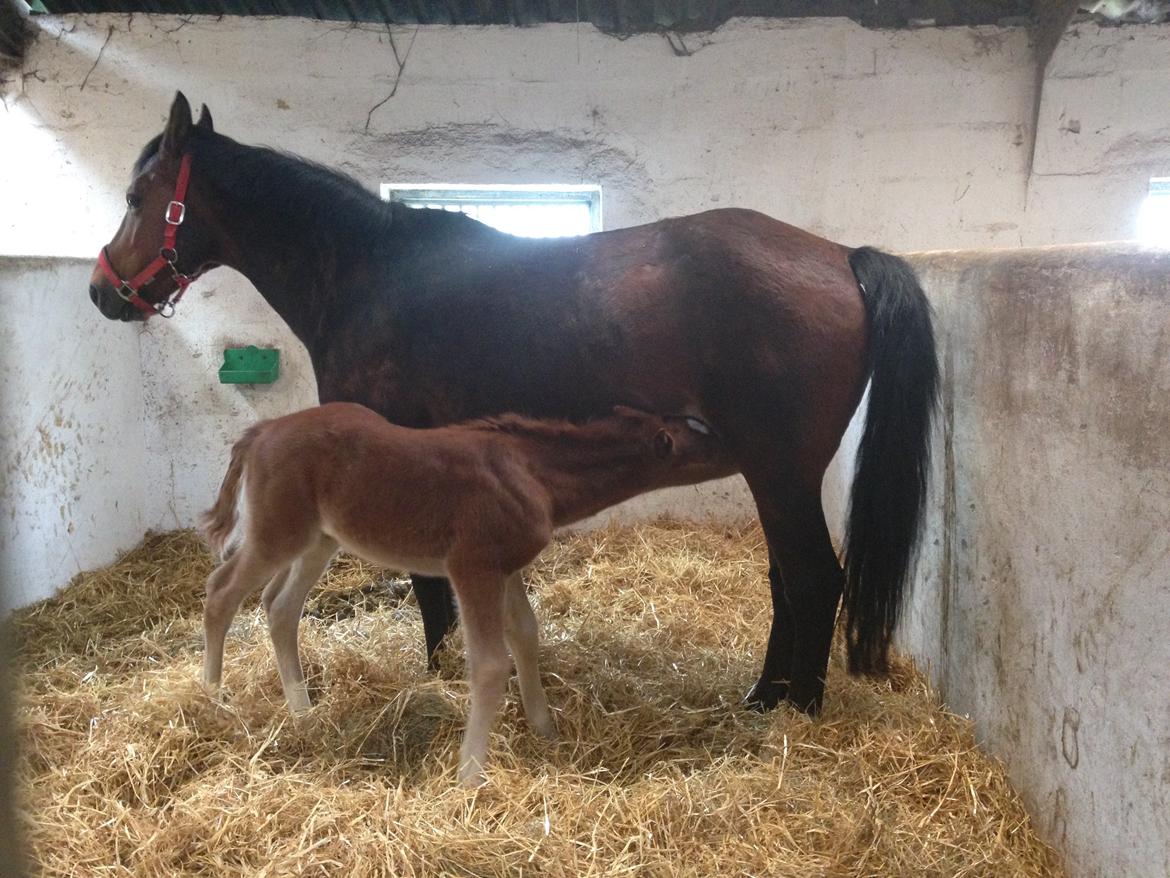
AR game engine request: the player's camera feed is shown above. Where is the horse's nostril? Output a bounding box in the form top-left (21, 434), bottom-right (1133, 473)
top-left (89, 285), bottom-right (99, 305)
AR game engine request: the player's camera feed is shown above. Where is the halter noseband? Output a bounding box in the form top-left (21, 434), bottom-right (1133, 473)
top-left (98, 153), bottom-right (203, 319)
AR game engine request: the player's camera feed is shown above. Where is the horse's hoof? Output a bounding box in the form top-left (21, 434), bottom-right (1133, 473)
top-left (784, 688), bottom-right (824, 718)
top-left (743, 680), bottom-right (786, 713)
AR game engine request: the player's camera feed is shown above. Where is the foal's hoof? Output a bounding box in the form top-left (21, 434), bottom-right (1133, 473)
top-left (743, 680), bottom-right (787, 713)
top-left (531, 717), bottom-right (558, 742)
top-left (200, 678), bottom-right (223, 701)
top-left (285, 686), bottom-right (313, 716)
top-left (458, 766), bottom-right (488, 789)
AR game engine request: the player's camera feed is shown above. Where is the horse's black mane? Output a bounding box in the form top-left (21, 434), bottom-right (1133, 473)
top-left (135, 128), bottom-right (493, 252)
top-left (133, 134), bottom-right (163, 174)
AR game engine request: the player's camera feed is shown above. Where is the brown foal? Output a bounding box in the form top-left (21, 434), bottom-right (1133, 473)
top-left (199, 403), bottom-right (722, 785)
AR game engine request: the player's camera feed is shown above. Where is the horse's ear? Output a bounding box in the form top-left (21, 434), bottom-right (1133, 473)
top-left (196, 103), bottom-right (214, 132)
top-left (161, 91), bottom-right (194, 157)
top-left (653, 429), bottom-right (674, 459)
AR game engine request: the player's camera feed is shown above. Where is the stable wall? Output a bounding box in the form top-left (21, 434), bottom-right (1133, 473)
top-left (0, 258), bottom-right (148, 612)
top-left (2, 15), bottom-right (1169, 595)
top-left (897, 244), bottom-right (1170, 878)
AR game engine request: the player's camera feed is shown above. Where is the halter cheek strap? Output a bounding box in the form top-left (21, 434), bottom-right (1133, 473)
top-left (98, 153), bottom-right (203, 319)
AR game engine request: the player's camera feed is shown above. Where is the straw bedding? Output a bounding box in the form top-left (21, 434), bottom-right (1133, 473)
top-left (11, 521), bottom-right (1062, 877)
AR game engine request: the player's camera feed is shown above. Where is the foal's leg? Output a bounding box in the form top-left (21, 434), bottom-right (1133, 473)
top-left (502, 572), bottom-right (554, 740)
top-left (447, 570), bottom-right (510, 787)
top-left (202, 549), bottom-right (285, 692)
top-left (262, 535), bottom-right (339, 714)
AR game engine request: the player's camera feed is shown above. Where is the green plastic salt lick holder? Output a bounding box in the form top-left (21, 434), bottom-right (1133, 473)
top-left (218, 346), bottom-right (280, 384)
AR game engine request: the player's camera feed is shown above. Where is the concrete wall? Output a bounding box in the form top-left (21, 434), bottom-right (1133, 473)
top-left (1, 16), bottom-right (1168, 592)
top-left (0, 258), bottom-right (148, 612)
top-left (897, 244), bottom-right (1170, 878)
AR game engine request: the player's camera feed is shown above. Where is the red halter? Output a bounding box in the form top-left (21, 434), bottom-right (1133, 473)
top-left (97, 153), bottom-right (203, 319)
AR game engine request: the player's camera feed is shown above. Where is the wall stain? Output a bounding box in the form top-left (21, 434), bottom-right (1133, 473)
top-left (1061, 707), bottom-right (1080, 770)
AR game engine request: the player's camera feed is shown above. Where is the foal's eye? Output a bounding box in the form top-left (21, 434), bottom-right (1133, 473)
top-left (126, 192), bottom-right (142, 209)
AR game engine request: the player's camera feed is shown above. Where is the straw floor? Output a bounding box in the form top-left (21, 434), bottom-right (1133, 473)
top-left (11, 521), bottom-right (1062, 877)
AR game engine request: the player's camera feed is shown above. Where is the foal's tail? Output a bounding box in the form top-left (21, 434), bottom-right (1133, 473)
top-left (842, 247), bottom-right (939, 675)
top-left (199, 423), bottom-right (264, 559)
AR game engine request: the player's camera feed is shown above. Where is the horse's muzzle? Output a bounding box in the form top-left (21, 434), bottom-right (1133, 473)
top-left (90, 284), bottom-right (141, 322)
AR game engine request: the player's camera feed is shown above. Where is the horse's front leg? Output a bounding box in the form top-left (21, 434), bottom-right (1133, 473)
top-left (412, 574), bottom-right (461, 671)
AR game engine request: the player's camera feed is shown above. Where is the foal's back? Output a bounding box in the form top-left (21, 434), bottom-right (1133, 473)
top-left (243, 403), bottom-right (549, 575)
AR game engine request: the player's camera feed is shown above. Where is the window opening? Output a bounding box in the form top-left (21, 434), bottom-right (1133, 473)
top-left (381, 183), bottom-right (602, 238)
top-left (1136, 177), bottom-right (1170, 247)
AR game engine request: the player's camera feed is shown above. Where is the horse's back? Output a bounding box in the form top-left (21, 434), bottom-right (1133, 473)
top-left (322, 208), bottom-right (869, 467)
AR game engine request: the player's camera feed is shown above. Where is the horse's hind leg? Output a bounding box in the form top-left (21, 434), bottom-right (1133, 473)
top-left (748, 482), bottom-right (844, 715)
top-left (202, 549), bottom-right (285, 692)
top-left (502, 571), bottom-right (554, 740)
top-left (262, 535), bottom-right (338, 714)
top-left (743, 551), bottom-right (795, 711)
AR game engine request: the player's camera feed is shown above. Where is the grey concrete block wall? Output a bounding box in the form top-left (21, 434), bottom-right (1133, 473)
top-left (902, 245), bottom-right (1170, 878)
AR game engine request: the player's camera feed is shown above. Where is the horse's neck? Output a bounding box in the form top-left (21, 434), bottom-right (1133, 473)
top-left (514, 430), bottom-right (654, 526)
top-left (226, 245), bottom-right (325, 345)
top-left (205, 144), bottom-right (383, 348)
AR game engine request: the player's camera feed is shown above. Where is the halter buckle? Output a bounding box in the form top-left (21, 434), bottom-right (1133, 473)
top-left (165, 200), bottom-right (186, 225)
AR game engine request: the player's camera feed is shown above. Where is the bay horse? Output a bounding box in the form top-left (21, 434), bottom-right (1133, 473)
top-left (90, 92), bottom-right (938, 715)
top-left (199, 403), bottom-right (722, 785)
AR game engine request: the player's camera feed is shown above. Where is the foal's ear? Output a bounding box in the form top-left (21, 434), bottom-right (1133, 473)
top-left (196, 103), bottom-right (214, 132)
top-left (161, 91), bottom-right (194, 157)
top-left (652, 429), bottom-right (674, 459)
top-left (612, 404), bottom-right (646, 419)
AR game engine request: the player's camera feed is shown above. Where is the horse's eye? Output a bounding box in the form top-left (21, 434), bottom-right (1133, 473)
top-left (126, 192), bottom-right (142, 209)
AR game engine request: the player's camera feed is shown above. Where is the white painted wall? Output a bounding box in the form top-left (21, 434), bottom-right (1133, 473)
top-left (0, 258), bottom-right (147, 612)
top-left (2, 14), bottom-right (1169, 594)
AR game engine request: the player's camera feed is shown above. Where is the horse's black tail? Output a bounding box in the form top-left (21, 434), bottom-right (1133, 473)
top-left (842, 246), bottom-right (939, 675)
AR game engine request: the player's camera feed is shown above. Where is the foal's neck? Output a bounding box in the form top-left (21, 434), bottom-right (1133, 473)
top-left (491, 418), bottom-right (661, 526)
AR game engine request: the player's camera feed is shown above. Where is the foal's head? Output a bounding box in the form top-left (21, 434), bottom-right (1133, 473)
top-left (89, 92), bottom-right (222, 321)
top-left (609, 406), bottom-right (722, 472)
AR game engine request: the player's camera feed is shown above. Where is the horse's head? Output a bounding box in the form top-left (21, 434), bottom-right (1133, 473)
top-left (90, 92), bottom-right (221, 321)
top-left (611, 405), bottom-right (723, 470)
